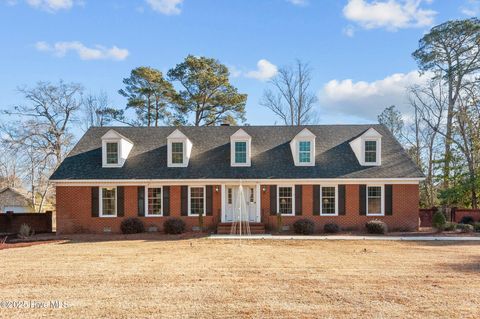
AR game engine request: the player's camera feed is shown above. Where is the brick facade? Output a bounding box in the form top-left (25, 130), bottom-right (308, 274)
top-left (56, 183), bottom-right (419, 234)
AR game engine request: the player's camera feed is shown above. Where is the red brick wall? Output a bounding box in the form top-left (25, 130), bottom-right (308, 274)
top-left (56, 185), bottom-right (222, 234)
top-left (454, 209), bottom-right (480, 223)
top-left (56, 183), bottom-right (420, 234)
top-left (262, 184), bottom-right (419, 232)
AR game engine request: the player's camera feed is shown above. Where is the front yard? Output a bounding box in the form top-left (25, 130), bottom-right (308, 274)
top-left (1, 237), bottom-right (479, 318)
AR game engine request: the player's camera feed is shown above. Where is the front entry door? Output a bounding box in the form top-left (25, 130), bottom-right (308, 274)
top-left (224, 185), bottom-right (258, 222)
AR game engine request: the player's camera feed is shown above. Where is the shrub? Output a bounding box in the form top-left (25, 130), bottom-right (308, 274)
top-left (120, 218), bottom-right (145, 234)
top-left (324, 223), bottom-right (340, 234)
top-left (432, 211), bottom-right (446, 231)
top-left (18, 223), bottom-right (34, 239)
top-left (456, 223), bottom-right (474, 233)
top-left (459, 216), bottom-right (475, 225)
top-left (164, 218), bottom-right (186, 234)
top-left (473, 222), bottom-right (480, 232)
top-left (444, 222), bottom-right (457, 231)
top-left (365, 220), bottom-right (388, 234)
top-left (293, 219), bottom-right (315, 235)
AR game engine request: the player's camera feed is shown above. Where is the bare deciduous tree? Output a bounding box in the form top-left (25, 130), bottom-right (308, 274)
top-left (82, 91), bottom-right (114, 130)
top-left (261, 60), bottom-right (317, 125)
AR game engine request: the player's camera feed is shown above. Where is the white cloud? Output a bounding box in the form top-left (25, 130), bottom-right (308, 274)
top-left (26, 0), bottom-right (74, 12)
top-left (318, 71), bottom-right (430, 121)
top-left (343, 0), bottom-right (436, 31)
top-left (245, 59), bottom-right (278, 81)
top-left (287, 0), bottom-right (308, 6)
top-left (343, 25), bottom-right (355, 37)
top-left (146, 0), bottom-right (183, 15)
top-left (35, 41), bottom-right (129, 61)
top-left (461, 0), bottom-right (480, 16)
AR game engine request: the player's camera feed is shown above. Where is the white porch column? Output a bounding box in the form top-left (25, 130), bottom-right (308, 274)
top-left (220, 184), bottom-right (226, 223)
top-left (256, 184), bottom-right (261, 223)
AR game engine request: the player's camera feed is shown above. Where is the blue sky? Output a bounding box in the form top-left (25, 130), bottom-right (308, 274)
top-left (0, 0), bottom-right (478, 127)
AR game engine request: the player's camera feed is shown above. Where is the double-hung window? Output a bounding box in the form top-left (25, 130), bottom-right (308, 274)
top-left (189, 186), bottom-right (205, 216)
top-left (106, 142), bottom-right (119, 165)
top-left (100, 187), bottom-right (117, 217)
top-left (321, 186), bottom-right (337, 215)
top-left (298, 141), bottom-right (311, 163)
top-left (278, 186), bottom-right (294, 215)
top-left (367, 186), bottom-right (383, 216)
top-left (171, 142), bottom-right (184, 164)
top-left (364, 141), bottom-right (377, 163)
top-left (147, 187), bottom-right (162, 216)
top-left (234, 141), bottom-right (247, 164)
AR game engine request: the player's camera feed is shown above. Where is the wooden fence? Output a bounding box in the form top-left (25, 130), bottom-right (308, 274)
top-left (0, 211), bottom-right (53, 234)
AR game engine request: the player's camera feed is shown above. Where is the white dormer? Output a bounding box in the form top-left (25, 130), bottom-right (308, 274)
top-left (290, 128), bottom-right (316, 166)
top-left (101, 129), bottom-right (133, 168)
top-left (349, 127), bottom-right (382, 166)
top-left (167, 129), bottom-right (192, 167)
top-left (230, 129), bottom-right (251, 167)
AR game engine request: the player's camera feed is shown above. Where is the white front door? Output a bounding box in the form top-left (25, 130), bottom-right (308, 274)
top-left (223, 185), bottom-right (258, 222)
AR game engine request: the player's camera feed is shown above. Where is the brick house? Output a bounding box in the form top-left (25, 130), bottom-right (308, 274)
top-left (50, 125), bottom-right (424, 234)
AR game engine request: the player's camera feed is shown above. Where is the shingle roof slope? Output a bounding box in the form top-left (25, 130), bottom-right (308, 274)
top-left (50, 125), bottom-right (424, 180)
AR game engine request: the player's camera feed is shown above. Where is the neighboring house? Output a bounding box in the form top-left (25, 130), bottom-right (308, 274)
top-left (0, 187), bottom-right (34, 214)
top-left (50, 125), bottom-right (424, 234)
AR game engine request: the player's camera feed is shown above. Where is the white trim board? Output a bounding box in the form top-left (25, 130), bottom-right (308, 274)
top-left (53, 178), bottom-right (424, 186)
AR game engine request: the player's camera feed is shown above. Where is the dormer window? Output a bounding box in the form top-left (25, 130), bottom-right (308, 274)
top-left (298, 141), bottom-right (311, 163)
top-left (349, 127), bottom-right (382, 166)
top-left (167, 129), bottom-right (192, 168)
top-left (364, 140), bottom-right (377, 163)
top-left (290, 128), bottom-right (315, 166)
top-left (171, 142), bottom-right (184, 164)
top-left (106, 142), bottom-right (119, 164)
top-left (101, 129), bottom-right (133, 168)
top-left (231, 129), bottom-right (251, 167)
top-left (234, 141), bottom-right (247, 164)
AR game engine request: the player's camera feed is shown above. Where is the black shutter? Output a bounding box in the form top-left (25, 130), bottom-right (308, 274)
top-left (295, 185), bottom-right (302, 216)
top-left (181, 186), bottom-right (188, 216)
top-left (163, 186), bottom-right (170, 216)
top-left (385, 184), bottom-right (393, 215)
top-left (270, 185), bottom-right (277, 215)
top-left (313, 185), bottom-right (320, 215)
top-left (138, 186), bottom-right (145, 217)
top-left (359, 185), bottom-right (366, 215)
top-left (338, 185), bottom-right (346, 215)
top-left (91, 187), bottom-right (99, 217)
top-left (206, 185), bottom-right (213, 216)
top-left (117, 186), bottom-right (124, 217)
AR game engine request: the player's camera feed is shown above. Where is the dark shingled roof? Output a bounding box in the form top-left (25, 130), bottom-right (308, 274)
top-left (50, 125), bottom-right (424, 180)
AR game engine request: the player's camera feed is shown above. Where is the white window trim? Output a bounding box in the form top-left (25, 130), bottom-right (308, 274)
top-left (320, 185), bottom-right (338, 216)
top-left (366, 184), bottom-right (384, 216)
top-left (297, 139), bottom-right (314, 166)
top-left (102, 140), bottom-right (122, 168)
top-left (99, 186), bottom-right (117, 218)
top-left (188, 185), bottom-right (206, 216)
top-left (277, 185), bottom-right (295, 216)
top-left (145, 186), bottom-right (163, 217)
top-left (362, 138), bottom-right (381, 166)
top-left (231, 139), bottom-right (251, 167)
top-left (168, 139), bottom-right (187, 167)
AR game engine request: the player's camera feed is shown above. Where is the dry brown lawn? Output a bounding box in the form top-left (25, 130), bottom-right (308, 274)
top-left (1, 237), bottom-right (479, 319)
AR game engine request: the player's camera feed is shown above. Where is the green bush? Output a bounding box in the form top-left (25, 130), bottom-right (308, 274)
top-left (456, 223), bottom-right (474, 233)
top-left (444, 222), bottom-right (457, 231)
top-left (164, 218), bottom-right (186, 234)
top-left (293, 219), bottom-right (315, 235)
top-left (365, 220), bottom-right (388, 234)
top-left (324, 223), bottom-right (340, 234)
top-left (120, 218), bottom-right (145, 234)
top-left (474, 222), bottom-right (480, 233)
top-left (432, 211), bottom-right (446, 231)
